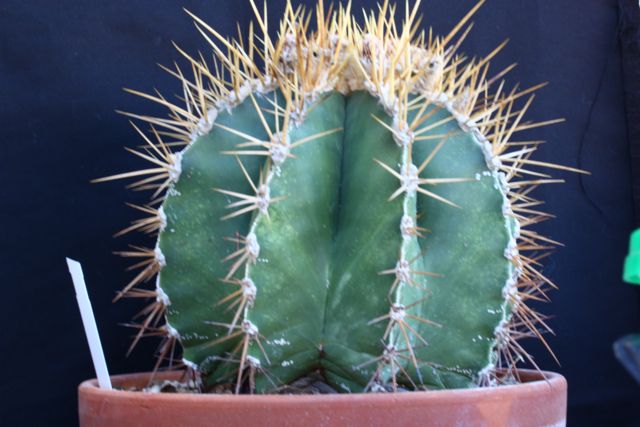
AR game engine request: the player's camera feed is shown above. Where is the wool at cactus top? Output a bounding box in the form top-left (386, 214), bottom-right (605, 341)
top-left (96, 0), bottom-right (584, 393)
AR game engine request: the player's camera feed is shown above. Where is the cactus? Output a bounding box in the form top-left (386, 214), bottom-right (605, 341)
top-left (96, 0), bottom-right (585, 393)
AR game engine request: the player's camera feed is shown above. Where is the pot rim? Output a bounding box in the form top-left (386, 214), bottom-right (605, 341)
top-left (79, 368), bottom-right (566, 403)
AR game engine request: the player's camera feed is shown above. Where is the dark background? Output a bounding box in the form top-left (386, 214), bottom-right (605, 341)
top-left (2, 0), bottom-right (640, 425)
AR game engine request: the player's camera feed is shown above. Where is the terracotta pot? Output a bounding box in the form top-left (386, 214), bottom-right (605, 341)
top-left (78, 369), bottom-right (567, 427)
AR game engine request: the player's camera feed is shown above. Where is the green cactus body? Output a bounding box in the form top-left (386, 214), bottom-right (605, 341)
top-left (100, 1), bottom-right (581, 393)
top-left (154, 86), bottom-right (515, 392)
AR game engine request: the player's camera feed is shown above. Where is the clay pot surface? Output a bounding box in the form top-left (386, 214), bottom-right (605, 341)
top-left (78, 369), bottom-right (566, 427)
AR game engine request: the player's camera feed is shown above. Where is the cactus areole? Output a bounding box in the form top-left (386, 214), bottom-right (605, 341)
top-left (97, 0), bottom-right (583, 394)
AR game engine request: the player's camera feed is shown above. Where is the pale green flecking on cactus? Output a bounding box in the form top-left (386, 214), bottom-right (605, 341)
top-left (99, 0), bottom-right (582, 393)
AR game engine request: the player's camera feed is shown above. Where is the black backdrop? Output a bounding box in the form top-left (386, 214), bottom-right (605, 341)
top-left (2, 0), bottom-right (640, 425)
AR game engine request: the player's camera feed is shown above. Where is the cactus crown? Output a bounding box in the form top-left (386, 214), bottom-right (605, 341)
top-left (96, 0), bottom-right (584, 393)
